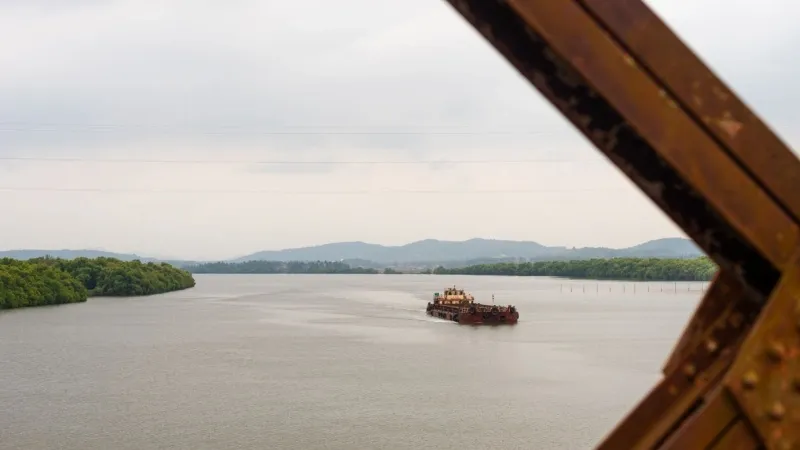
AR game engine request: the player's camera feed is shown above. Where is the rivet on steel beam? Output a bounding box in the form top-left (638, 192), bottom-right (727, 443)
top-left (768, 402), bottom-right (786, 421)
top-left (683, 364), bottom-right (696, 379)
top-left (705, 340), bottom-right (718, 353)
top-left (741, 371), bottom-right (758, 389)
top-left (767, 342), bottom-right (786, 362)
top-left (667, 385), bottom-right (679, 396)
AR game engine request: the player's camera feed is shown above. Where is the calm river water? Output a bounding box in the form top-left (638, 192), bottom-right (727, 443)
top-left (0, 274), bottom-right (704, 450)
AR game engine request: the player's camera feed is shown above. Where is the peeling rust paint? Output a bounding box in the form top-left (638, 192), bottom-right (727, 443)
top-left (717, 118), bottom-right (743, 139)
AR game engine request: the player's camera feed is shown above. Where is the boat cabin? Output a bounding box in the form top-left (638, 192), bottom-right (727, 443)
top-left (433, 286), bottom-right (474, 305)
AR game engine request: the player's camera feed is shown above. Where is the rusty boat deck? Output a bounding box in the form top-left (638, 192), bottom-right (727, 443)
top-left (426, 286), bottom-right (519, 325)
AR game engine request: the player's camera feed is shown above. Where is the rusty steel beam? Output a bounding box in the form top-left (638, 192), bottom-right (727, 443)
top-left (576, 0), bottom-right (800, 226)
top-left (595, 270), bottom-right (758, 449)
top-left (663, 271), bottom-right (757, 375)
top-left (442, 0), bottom-right (797, 301)
top-left (658, 387), bottom-right (739, 450)
top-left (723, 253), bottom-right (800, 449)
top-left (708, 420), bottom-right (762, 450)
top-left (440, 0), bottom-right (800, 449)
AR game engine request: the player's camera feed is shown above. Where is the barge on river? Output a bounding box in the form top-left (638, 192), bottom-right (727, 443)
top-left (426, 286), bottom-right (519, 325)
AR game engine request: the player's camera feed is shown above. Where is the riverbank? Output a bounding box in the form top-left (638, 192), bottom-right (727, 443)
top-left (186, 256), bottom-right (717, 282)
top-left (432, 257), bottom-right (716, 281)
top-left (0, 257), bottom-right (196, 310)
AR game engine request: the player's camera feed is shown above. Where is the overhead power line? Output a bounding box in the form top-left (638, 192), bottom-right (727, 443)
top-left (0, 123), bottom-right (571, 134)
top-left (0, 187), bottom-right (628, 195)
top-left (0, 156), bottom-right (604, 165)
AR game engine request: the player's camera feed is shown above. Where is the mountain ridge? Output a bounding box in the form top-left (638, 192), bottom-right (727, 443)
top-left (0, 237), bottom-right (701, 267)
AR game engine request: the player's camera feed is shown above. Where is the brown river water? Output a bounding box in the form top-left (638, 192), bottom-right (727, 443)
top-left (0, 274), bottom-right (703, 449)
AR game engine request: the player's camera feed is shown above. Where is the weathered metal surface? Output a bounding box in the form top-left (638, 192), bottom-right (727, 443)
top-left (595, 270), bottom-right (759, 449)
top-left (708, 419), bottom-right (763, 450)
top-left (504, 0), bottom-right (798, 269)
top-left (658, 388), bottom-right (739, 450)
top-left (440, 0), bottom-right (800, 448)
top-left (724, 254), bottom-right (800, 449)
top-left (663, 271), bottom-right (755, 375)
top-left (576, 0), bottom-right (800, 225)
top-left (426, 302), bottom-right (520, 325)
top-left (442, 0), bottom-right (789, 299)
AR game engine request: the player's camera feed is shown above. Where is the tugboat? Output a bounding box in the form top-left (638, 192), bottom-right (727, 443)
top-left (426, 286), bottom-right (519, 325)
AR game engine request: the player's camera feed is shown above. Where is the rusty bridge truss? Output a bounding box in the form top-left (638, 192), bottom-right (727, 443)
top-left (442, 0), bottom-right (800, 448)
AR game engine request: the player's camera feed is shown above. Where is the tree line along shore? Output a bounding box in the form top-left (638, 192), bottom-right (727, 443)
top-left (431, 256), bottom-right (716, 281)
top-left (1, 256), bottom-right (715, 311)
top-left (0, 257), bottom-right (196, 310)
top-left (186, 256), bottom-right (717, 281)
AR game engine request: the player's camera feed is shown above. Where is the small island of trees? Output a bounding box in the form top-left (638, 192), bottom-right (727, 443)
top-left (0, 257), bottom-right (196, 310)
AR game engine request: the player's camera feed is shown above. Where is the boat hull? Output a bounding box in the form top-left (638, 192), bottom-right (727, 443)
top-left (426, 303), bottom-right (519, 325)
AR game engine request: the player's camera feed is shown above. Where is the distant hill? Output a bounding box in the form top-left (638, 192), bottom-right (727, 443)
top-left (615, 237), bottom-right (702, 258)
top-left (0, 237), bottom-right (703, 268)
top-left (232, 237), bottom-right (703, 265)
top-left (0, 249), bottom-right (151, 261)
top-left (232, 238), bottom-right (556, 263)
top-left (0, 249), bottom-right (199, 268)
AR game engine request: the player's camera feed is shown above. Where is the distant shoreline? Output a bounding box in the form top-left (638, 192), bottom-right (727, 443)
top-left (1, 256), bottom-right (714, 311)
top-left (432, 257), bottom-right (715, 281)
top-left (186, 256), bottom-right (717, 282)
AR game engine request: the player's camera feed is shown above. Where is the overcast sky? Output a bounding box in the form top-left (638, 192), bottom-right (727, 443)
top-left (0, 0), bottom-right (797, 260)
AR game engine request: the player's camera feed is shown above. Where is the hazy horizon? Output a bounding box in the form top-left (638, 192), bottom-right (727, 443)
top-left (1, 0), bottom-right (797, 260)
top-left (0, 234), bottom-right (692, 262)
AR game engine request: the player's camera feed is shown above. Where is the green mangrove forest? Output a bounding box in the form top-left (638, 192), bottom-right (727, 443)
top-left (433, 256), bottom-right (717, 281)
top-left (187, 256), bottom-right (717, 281)
top-left (0, 257), bottom-right (196, 310)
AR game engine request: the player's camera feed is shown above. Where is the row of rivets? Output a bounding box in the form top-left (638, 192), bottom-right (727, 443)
top-left (739, 338), bottom-right (792, 424)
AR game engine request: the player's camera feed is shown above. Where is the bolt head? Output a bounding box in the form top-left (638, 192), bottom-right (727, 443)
top-left (769, 402), bottom-right (786, 421)
top-left (767, 342), bottom-right (786, 362)
top-left (742, 371), bottom-right (758, 389)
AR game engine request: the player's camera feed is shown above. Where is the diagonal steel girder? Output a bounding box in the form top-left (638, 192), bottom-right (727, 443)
top-left (441, 0), bottom-right (800, 448)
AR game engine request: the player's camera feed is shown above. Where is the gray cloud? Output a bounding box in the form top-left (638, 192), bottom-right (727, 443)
top-left (0, 0), bottom-right (797, 259)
